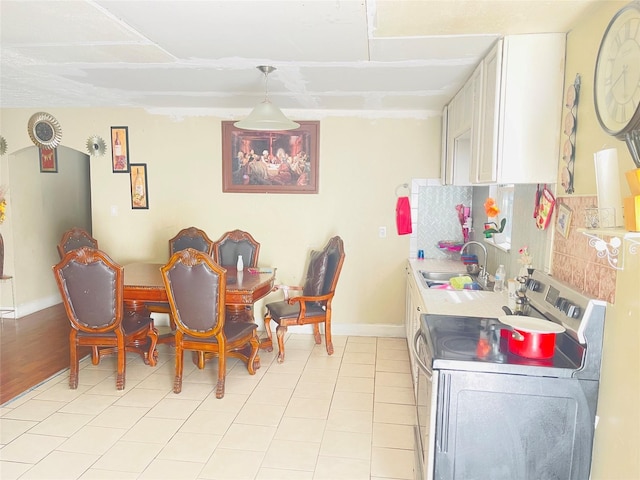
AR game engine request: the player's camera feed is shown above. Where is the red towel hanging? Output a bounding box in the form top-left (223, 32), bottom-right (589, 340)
top-left (396, 196), bottom-right (412, 235)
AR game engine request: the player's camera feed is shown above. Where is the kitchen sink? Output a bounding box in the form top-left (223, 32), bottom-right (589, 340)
top-left (418, 270), bottom-right (487, 290)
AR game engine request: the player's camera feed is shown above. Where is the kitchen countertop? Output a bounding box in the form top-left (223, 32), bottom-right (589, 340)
top-left (408, 259), bottom-right (507, 318)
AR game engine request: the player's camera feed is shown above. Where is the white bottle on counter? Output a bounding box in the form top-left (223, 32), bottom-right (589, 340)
top-left (494, 264), bottom-right (505, 292)
top-left (236, 254), bottom-right (243, 271)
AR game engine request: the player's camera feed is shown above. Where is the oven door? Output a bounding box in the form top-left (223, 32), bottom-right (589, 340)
top-left (412, 329), bottom-right (438, 480)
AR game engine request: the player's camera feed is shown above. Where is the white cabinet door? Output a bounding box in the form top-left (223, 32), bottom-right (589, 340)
top-left (472, 34), bottom-right (565, 185)
top-left (406, 266), bottom-right (427, 397)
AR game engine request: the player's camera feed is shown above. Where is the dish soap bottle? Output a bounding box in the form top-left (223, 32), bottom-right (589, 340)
top-left (236, 254), bottom-right (243, 271)
top-left (494, 264), bottom-right (505, 292)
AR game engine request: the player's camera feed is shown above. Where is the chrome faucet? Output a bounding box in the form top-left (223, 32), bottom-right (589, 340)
top-left (460, 241), bottom-right (488, 280)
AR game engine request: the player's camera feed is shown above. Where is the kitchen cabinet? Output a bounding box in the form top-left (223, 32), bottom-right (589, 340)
top-left (406, 265), bottom-right (427, 396)
top-left (472, 34), bottom-right (566, 184)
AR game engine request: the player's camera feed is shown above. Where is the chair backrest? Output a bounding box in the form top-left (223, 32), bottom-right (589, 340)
top-left (302, 235), bottom-right (345, 298)
top-left (161, 248), bottom-right (226, 335)
top-left (169, 227), bottom-right (215, 256)
top-left (57, 227), bottom-right (99, 259)
top-left (53, 247), bottom-right (123, 333)
top-left (213, 229), bottom-right (260, 267)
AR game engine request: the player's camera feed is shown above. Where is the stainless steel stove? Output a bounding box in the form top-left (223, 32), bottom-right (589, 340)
top-left (411, 270), bottom-right (606, 480)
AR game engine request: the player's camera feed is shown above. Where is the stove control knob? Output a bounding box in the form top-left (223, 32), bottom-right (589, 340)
top-left (555, 297), bottom-right (567, 311)
top-left (566, 304), bottom-right (581, 318)
top-left (527, 279), bottom-right (539, 292)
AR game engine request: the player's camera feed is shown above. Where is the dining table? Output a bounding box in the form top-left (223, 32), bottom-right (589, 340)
top-left (123, 262), bottom-right (276, 325)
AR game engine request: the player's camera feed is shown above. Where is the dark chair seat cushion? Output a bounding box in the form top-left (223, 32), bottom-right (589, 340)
top-left (265, 300), bottom-right (326, 322)
top-left (75, 314), bottom-right (152, 338)
top-left (182, 322), bottom-right (257, 343)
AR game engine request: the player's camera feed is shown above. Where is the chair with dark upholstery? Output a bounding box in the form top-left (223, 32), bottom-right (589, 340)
top-left (212, 229), bottom-right (260, 268)
top-left (53, 247), bottom-right (158, 390)
top-left (161, 248), bottom-right (260, 398)
top-left (57, 227), bottom-right (98, 259)
top-left (263, 236), bottom-right (345, 363)
top-left (169, 226), bottom-right (215, 256)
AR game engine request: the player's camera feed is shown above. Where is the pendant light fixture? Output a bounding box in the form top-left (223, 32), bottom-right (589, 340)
top-left (234, 66), bottom-right (300, 131)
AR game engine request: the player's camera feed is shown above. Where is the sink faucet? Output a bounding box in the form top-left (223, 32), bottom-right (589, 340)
top-left (460, 241), bottom-right (488, 280)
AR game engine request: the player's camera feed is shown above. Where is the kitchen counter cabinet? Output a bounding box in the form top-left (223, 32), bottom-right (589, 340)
top-left (406, 259), bottom-right (506, 319)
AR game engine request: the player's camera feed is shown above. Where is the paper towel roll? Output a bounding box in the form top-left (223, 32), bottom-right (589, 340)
top-left (594, 148), bottom-right (624, 227)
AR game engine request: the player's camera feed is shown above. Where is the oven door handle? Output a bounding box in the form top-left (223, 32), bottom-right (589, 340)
top-left (412, 329), bottom-right (433, 381)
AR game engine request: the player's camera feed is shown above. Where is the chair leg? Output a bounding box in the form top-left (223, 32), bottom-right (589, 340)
top-left (91, 346), bottom-right (100, 365)
top-left (247, 332), bottom-right (260, 374)
top-left (116, 339), bottom-right (126, 390)
top-left (174, 344), bottom-right (184, 393)
top-left (216, 345), bottom-right (226, 399)
top-left (196, 351), bottom-right (206, 369)
top-left (69, 333), bottom-right (79, 389)
top-left (276, 325), bottom-right (287, 363)
top-left (263, 312), bottom-right (274, 352)
top-left (145, 326), bottom-right (159, 367)
top-left (313, 323), bottom-right (321, 344)
top-left (325, 318), bottom-right (334, 355)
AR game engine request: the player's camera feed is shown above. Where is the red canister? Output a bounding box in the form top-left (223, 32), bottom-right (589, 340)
top-left (499, 316), bottom-right (566, 359)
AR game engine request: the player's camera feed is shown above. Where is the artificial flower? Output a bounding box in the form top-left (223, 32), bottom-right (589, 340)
top-left (484, 197), bottom-right (500, 218)
top-left (518, 246), bottom-right (534, 266)
top-left (483, 197), bottom-right (506, 237)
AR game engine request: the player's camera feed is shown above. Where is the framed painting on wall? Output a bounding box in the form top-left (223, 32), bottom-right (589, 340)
top-left (221, 121), bottom-right (319, 194)
top-left (111, 126), bottom-right (130, 173)
top-left (130, 163), bottom-right (149, 209)
top-left (39, 147), bottom-right (57, 173)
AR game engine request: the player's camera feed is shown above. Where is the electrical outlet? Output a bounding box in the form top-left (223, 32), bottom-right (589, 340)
top-left (379, 226), bottom-right (387, 238)
top-left (110, 205), bottom-right (118, 216)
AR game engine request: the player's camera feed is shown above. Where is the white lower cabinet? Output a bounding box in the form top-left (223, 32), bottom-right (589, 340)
top-left (406, 266), bottom-right (427, 397)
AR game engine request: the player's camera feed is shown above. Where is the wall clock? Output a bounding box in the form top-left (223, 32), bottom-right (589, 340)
top-left (593, 1), bottom-right (640, 167)
top-left (27, 112), bottom-right (62, 149)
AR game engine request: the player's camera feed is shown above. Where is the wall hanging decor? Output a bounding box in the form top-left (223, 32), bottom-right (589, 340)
top-left (130, 163), bottom-right (148, 209)
top-left (0, 136), bottom-right (7, 156)
top-left (86, 135), bottom-right (106, 156)
top-left (561, 74), bottom-right (580, 194)
top-left (39, 147), bottom-right (58, 173)
top-left (28, 112), bottom-right (62, 150)
top-left (111, 126), bottom-right (130, 173)
top-left (221, 121), bottom-right (319, 194)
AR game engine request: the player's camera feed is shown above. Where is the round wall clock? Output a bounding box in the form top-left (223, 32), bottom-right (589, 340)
top-left (593, 2), bottom-right (640, 138)
top-left (27, 112), bottom-right (62, 149)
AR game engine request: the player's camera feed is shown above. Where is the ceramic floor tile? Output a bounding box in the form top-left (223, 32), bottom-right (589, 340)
top-left (0, 433), bottom-right (65, 463)
top-left (234, 402), bottom-right (285, 427)
top-left (370, 446), bottom-right (414, 479)
top-left (89, 405), bottom-right (149, 429)
top-left (299, 367), bottom-right (339, 385)
top-left (59, 393), bottom-right (117, 415)
top-left (376, 346), bottom-right (410, 361)
top-left (196, 392), bottom-right (248, 413)
top-left (199, 447), bottom-right (264, 479)
top-left (218, 423), bottom-right (276, 452)
top-left (325, 409), bottom-right (373, 434)
top-left (319, 430), bottom-right (371, 460)
top-left (57, 425), bottom-right (127, 455)
top-left (138, 458), bottom-right (204, 479)
top-left (31, 382), bottom-right (91, 403)
top-left (83, 376), bottom-right (140, 397)
top-left (376, 358), bottom-right (411, 374)
top-left (377, 337), bottom-right (409, 351)
top-left (292, 380), bottom-right (335, 400)
top-left (255, 467), bottom-right (314, 479)
top-left (261, 438), bottom-right (320, 471)
top-left (274, 416), bottom-right (326, 442)
top-left (179, 409), bottom-right (237, 435)
top-left (284, 396), bottom-right (331, 420)
top-left (331, 391), bottom-right (373, 412)
top-left (0, 460), bottom-right (32, 479)
top-left (2, 399), bottom-right (67, 422)
top-left (28, 412), bottom-right (94, 437)
top-left (334, 376), bottom-right (374, 394)
top-left (144, 397), bottom-right (201, 420)
top-left (338, 363), bottom-right (375, 378)
top-left (372, 422), bottom-right (414, 450)
top-left (258, 371), bottom-right (303, 390)
top-left (157, 431), bottom-right (221, 463)
top-left (120, 417), bottom-right (183, 444)
top-left (343, 341), bottom-right (377, 354)
top-left (113, 387), bottom-right (169, 408)
top-left (18, 450), bottom-right (98, 480)
top-left (347, 336), bottom-right (377, 345)
top-left (91, 440), bottom-right (163, 473)
top-left (246, 384), bottom-right (293, 406)
top-left (342, 351), bottom-right (376, 365)
top-left (313, 455), bottom-right (371, 480)
top-left (78, 468), bottom-right (139, 479)
top-left (373, 402), bottom-right (416, 426)
top-left (375, 371), bottom-right (413, 389)
top-left (0, 418), bottom-right (38, 444)
top-left (304, 354), bottom-right (342, 370)
top-left (375, 385), bottom-right (415, 405)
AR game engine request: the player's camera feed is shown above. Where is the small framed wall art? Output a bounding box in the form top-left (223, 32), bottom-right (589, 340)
top-left (130, 163), bottom-right (148, 209)
top-left (556, 203), bottom-right (572, 238)
top-left (39, 147), bottom-right (58, 173)
top-left (111, 126), bottom-right (130, 173)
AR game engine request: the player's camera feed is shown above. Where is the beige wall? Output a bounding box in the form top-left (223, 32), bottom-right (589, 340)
top-left (563, 2), bottom-right (639, 478)
top-left (0, 108), bottom-right (441, 334)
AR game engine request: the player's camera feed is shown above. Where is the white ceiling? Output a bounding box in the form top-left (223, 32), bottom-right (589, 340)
top-left (0, 0), bottom-right (602, 118)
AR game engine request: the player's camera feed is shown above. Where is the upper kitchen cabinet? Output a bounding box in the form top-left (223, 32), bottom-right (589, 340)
top-left (472, 33), bottom-right (566, 184)
top-left (442, 65), bottom-right (481, 186)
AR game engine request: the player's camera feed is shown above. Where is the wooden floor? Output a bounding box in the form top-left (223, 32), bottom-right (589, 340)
top-left (0, 304), bottom-right (84, 405)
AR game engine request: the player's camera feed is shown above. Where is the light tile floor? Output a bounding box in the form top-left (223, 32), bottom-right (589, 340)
top-left (0, 334), bottom-right (416, 480)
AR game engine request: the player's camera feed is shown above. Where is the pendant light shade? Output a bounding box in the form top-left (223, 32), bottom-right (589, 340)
top-left (234, 66), bottom-right (300, 131)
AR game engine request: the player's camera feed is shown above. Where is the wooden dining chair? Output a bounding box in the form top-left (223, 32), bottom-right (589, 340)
top-left (57, 227), bottom-right (98, 259)
top-left (263, 236), bottom-right (345, 363)
top-left (212, 229), bottom-right (260, 267)
top-left (169, 226), bottom-right (215, 256)
top-left (53, 247), bottom-right (158, 390)
top-left (161, 248), bottom-right (260, 398)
